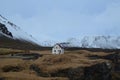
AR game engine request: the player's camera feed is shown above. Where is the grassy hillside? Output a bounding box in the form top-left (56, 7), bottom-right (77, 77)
top-left (0, 35), bottom-right (42, 50)
top-left (1, 48), bottom-right (119, 80)
top-left (0, 48), bottom-right (23, 55)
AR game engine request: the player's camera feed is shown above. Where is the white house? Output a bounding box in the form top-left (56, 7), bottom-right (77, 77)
top-left (52, 43), bottom-right (71, 54)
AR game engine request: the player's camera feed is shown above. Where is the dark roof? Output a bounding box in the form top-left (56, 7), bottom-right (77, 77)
top-left (55, 43), bottom-right (72, 49)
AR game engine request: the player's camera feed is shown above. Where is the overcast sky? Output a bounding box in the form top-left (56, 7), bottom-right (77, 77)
top-left (0, 0), bottom-right (120, 41)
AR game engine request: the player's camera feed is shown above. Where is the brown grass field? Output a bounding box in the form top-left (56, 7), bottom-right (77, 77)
top-left (0, 48), bottom-right (117, 80)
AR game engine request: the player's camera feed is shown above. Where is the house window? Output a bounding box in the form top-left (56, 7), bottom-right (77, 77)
top-left (54, 50), bottom-right (56, 52)
top-left (58, 50), bottom-right (61, 53)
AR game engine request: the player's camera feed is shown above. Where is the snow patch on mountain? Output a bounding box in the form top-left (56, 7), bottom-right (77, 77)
top-left (40, 40), bottom-right (59, 47)
top-left (66, 36), bottom-right (120, 49)
top-left (66, 38), bottom-right (82, 47)
top-left (39, 36), bottom-right (120, 49)
top-left (0, 15), bottom-right (40, 45)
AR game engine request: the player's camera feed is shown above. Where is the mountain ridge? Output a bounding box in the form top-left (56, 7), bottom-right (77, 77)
top-left (66, 36), bottom-right (120, 49)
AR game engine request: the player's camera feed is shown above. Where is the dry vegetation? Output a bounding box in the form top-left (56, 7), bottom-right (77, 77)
top-left (0, 48), bottom-right (23, 55)
top-left (34, 52), bottom-right (107, 73)
top-left (0, 48), bottom-right (115, 80)
top-left (0, 72), bottom-right (68, 80)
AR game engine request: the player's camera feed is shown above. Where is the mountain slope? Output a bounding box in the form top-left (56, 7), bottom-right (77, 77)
top-left (0, 35), bottom-right (41, 50)
top-left (0, 15), bottom-right (39, 42)
top-left (0, 15), bottom-right (41, 49)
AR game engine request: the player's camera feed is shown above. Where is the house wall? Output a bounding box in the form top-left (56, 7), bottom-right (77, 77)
top-left (52, 45), bottom-right (64, 54)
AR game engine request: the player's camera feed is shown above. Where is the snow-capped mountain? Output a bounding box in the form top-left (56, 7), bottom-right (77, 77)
top-left (39, 36), bottom-right (120, 49)
top-left (0, 14), bottom-right (41, 49)
top-left (1, 15), bottom-right (120, 49)
top-left (0, 14), bottom-right (40, 45)
top-left (66, 36), bottom-right (120, 49)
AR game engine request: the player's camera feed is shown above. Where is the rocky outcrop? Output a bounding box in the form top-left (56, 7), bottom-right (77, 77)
top-left (0, 23), bottom-right (13, 38)
top-left (84, 62), bottom-right (112, 80)
top-left (101, 52), bottom-right (120, 78)
top-left (91, 52), bottom-right (120, 72)
top-left (2, 65), bottom-right (24, 72)
top-left (88, 51), bottom-right (120, 80)
top-left (0, 77), bottom-right (5, 80)
top-left (30, 62), bottom-right (112, 80)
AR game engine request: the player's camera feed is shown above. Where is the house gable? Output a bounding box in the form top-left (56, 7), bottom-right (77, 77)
top-left (52, 44), bottom-right (64, 54)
